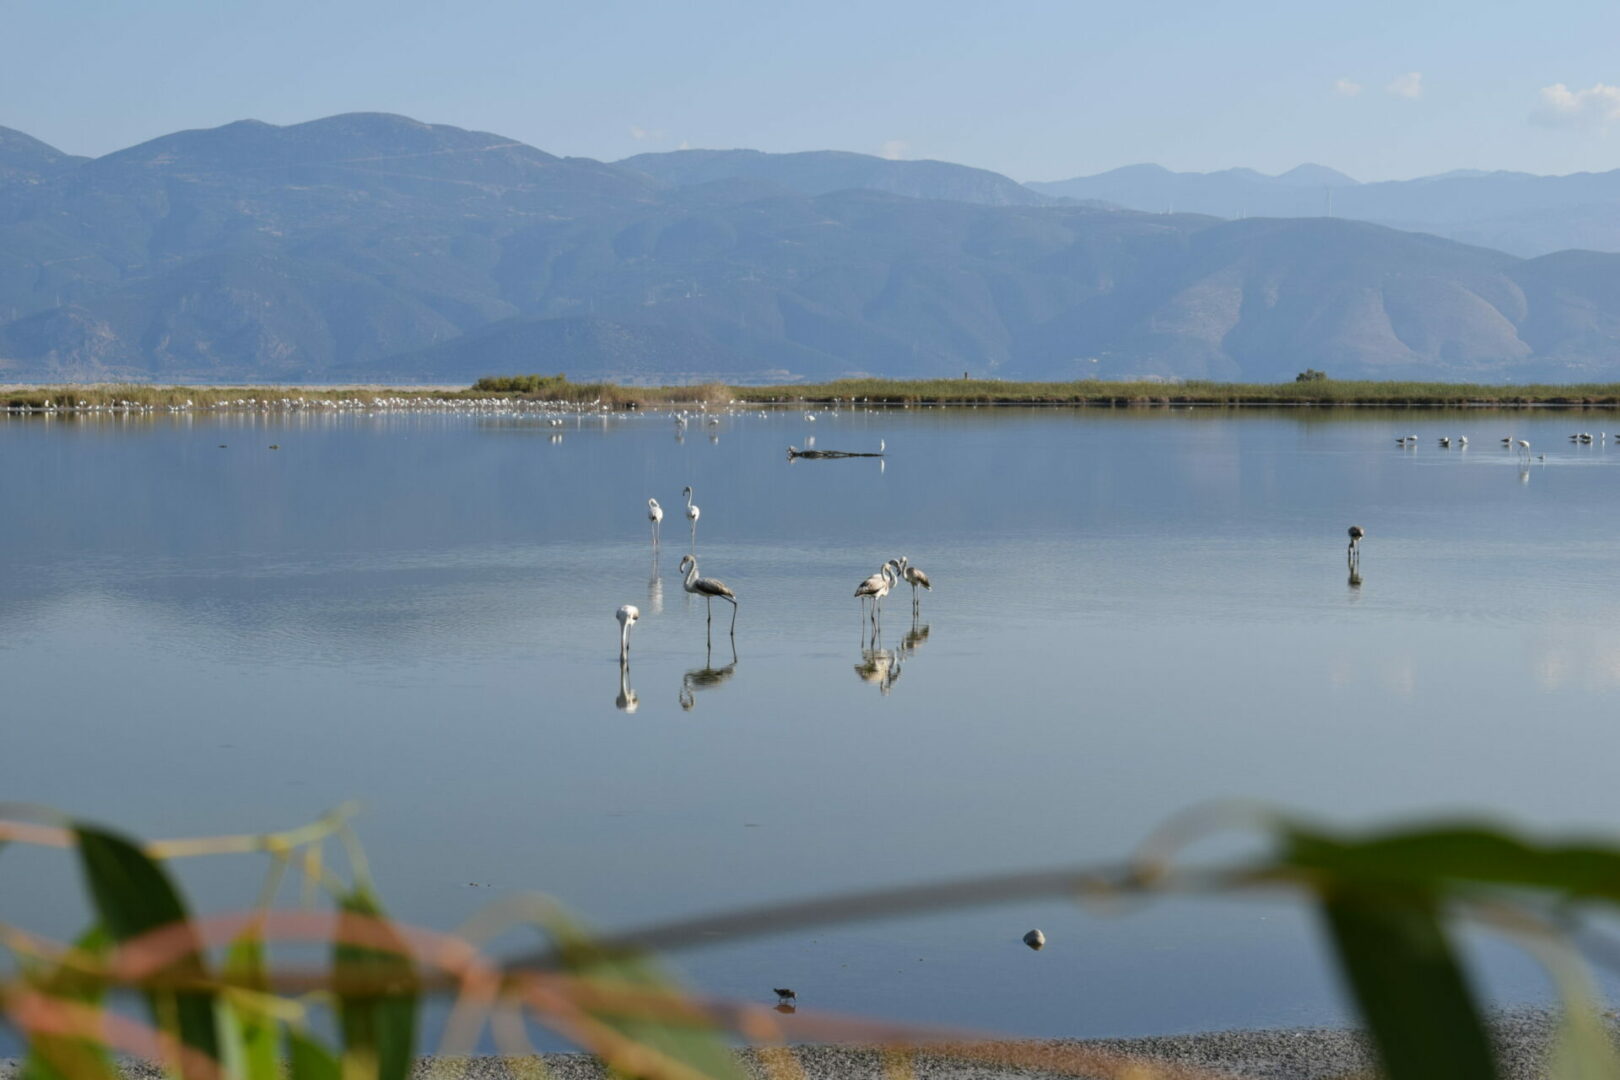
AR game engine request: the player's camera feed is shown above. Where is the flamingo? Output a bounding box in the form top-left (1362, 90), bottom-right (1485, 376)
top-left (683, 485), bottom-right (700, 547)
top-left (616, 604), bottom-right (640, 661)
top-left (854, 559), bottom-right (901, 626)
top-left (678, 554), bottom-right (737, 636)
top-left (647, 498), bottom-right (663, 545)
top-left (897, 556), bottom-right (931, 612)
top-left (1347, 525), bottom-right (1365, 559)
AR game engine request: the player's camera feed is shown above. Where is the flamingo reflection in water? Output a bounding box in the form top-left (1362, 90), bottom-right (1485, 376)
top-left (647, 551), bottom-right (664, 615)
top-left (855, 644), bottom-right (901, 696)
top-left (680, 639), bottom-right (738, 711)
top-left (616, 659), bottom-right (639, 713)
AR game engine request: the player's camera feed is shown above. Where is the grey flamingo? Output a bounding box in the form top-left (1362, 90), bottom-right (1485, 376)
top-left (678, 553), bottom-right (736, 636)
top-left (897, 555), bottom-right (931, 612)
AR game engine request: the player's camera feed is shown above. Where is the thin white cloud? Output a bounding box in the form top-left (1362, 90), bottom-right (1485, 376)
top-left (1532, 82), bottom-right (1620, 128)
top-left (878, 139), bottom-right (910, 161)
top-left (628, 124), bottom-right (665, 141)
top-left (1385, 72), bottom-right (1423, 99)
top-left (1334, 78), bottom-right (1363, 97)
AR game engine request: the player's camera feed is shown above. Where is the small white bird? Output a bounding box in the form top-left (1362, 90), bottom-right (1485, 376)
top-left (647, 498), bottom-right (663, 545)
top-left (683, 485), bottom-right (700, 547)
top-left (616, 604), bottom-right (640, 661)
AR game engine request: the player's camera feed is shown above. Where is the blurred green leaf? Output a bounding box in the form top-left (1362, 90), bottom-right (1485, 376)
top-left (220, 929), bottom-right (279, 1080)
top-left (1284, 823), bottom-right (1620, 902)
top-left (18, 925), bottom-right (117, 1080)
top-left (1534, 930), bottom-right (1620, 1080)
top-left (1318, 885), bottom-right (1495, 1080)
top-left (544, 910), bottom-right (746, 1080)
top-left (73, 824), bottom-right (220, 1070)
top-left (334, 887), bottom-right (417, 1080)
top-left (286, 1025), bottom-right (342, 1080)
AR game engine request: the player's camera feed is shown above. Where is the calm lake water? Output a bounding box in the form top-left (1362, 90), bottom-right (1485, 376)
top-left (4, 405), bottom-right (1620, 1042)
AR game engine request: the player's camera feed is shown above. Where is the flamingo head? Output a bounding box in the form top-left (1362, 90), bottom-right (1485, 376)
top-left (616, 604), bottom-right (640, 630)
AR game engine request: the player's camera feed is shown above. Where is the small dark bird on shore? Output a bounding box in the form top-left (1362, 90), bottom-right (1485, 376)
top-left (773, 988), bottom-right (797, 1005)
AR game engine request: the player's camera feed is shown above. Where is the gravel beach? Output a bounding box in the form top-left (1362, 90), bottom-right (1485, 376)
top-left (0, 1011), bottom-right (1581, 1079)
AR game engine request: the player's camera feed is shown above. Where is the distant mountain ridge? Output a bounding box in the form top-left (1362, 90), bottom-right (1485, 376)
top-left (1028, 162), bottom-right (1620, 257)
top-left (619, 148), bottom-right (1054, 207)
top-left (8, 113), bottom-right (1620, 383)
top-left (0, 125), bottom-right (87, 183)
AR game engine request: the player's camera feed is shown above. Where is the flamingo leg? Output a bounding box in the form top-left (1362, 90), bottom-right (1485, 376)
top-left (729, 598), bottom-right (737, 637)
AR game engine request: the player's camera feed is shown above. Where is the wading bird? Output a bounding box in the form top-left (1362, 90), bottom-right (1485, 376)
top-left (678, 554), bottom-right (737, 636)
top-left (616, 604), bottom-right (640, 661)
top-left (898, 556), bottom-right (931, 612)
top-left (854, 560), bottom-right (899, 625)
top-left (774, 988), bottom-right (797, 1005)
top-left (683, 486), bottom-right (700, 547)
top-left (1347, 525), bottom-right (1365, 561)
top-left (647, 498), bottom-right (663, 545)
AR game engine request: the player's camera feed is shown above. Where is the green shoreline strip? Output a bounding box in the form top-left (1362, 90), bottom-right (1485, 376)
top-left (9, 377), bottom-right (1620, 410)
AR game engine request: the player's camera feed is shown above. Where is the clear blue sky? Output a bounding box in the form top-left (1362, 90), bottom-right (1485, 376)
top-left (6, 0), bottom-right (1620, 182)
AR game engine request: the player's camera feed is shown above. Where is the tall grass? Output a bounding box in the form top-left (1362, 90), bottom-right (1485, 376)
top-left (3, 804), bottom-right (1619, 1080)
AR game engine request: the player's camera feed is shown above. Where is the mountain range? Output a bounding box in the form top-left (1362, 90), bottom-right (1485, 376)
top-left (1028, 163), bottom-right (1620, 258)
top-left (5, 112), bottom-right (1620, 384)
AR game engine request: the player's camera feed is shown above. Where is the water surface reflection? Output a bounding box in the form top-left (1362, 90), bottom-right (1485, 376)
top-left (5, 406), bottom-right (1620, 1039)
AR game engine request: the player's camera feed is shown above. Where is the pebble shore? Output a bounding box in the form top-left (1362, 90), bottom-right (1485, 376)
top-left (0, 1011), bottom-right (1584, 1080)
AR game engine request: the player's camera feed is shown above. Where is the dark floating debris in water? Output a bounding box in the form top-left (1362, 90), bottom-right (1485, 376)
top-left (1023, 929), bottom-right (1046, 950)
top-left (787, 446), bottom-right (884, 459)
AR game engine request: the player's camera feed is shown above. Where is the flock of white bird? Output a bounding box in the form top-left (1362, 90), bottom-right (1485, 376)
top-left (619, 483), bottom-right (741, 662)
top-left (1393, 430), bottom-right (1614, 464)
top-left (616, 478), bottom-right (933, 666)
top-left (7, 394), bottom-right (631, 417)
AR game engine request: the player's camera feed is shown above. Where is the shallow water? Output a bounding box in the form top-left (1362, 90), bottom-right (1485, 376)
top-left (3, 406), bottom-right (1619, 1042)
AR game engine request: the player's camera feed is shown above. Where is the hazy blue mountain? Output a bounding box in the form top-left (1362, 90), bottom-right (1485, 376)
top-left (8, 114), bottom-right (1620, 383)
top-left (0, 126), bottom-right (86, 184)
top-left (1027, 164), bottom-right (1354, 217)
top-left (1028, 163), bottom-right (1620, 256)
top-left (619, 148), bottom-right (1053, 207)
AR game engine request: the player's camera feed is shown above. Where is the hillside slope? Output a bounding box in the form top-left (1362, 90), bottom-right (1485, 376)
top-left (4, 114), bottom-right (1620, 383)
